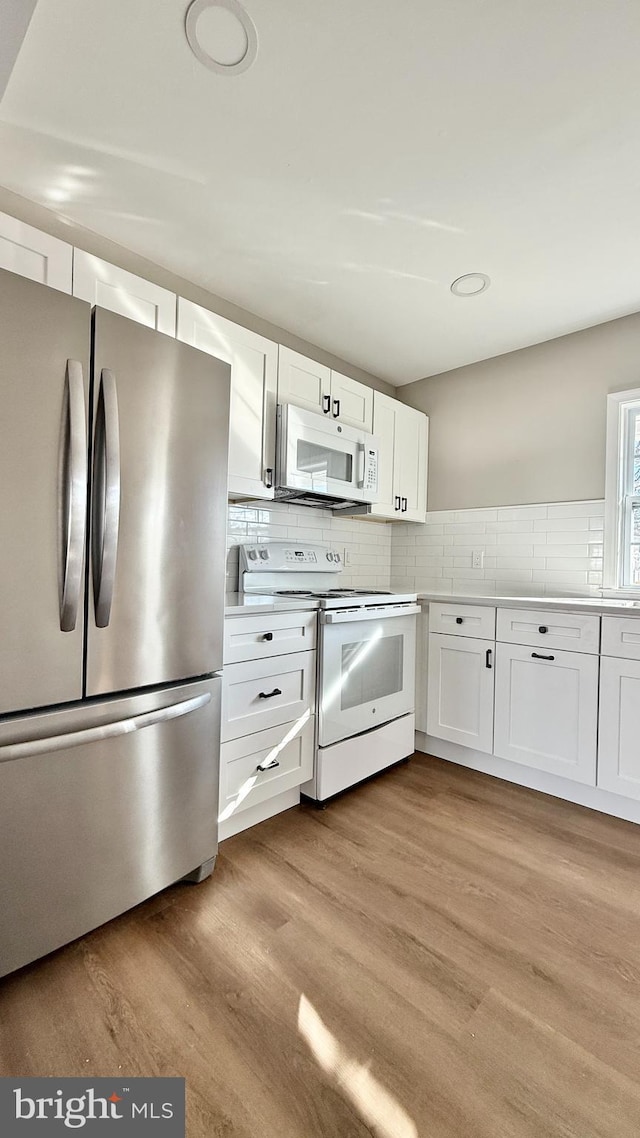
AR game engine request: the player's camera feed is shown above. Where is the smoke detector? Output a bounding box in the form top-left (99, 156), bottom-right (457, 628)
top-left (185, 0), bottom-right (258, 75)
top-left (450, 273), bottom-right (491, 297)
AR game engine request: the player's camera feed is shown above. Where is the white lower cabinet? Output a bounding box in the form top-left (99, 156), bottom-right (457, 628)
top-left (597, 656), bottom-right (640, 800)
top-left (493, 642), bottom-right (598, 785)
top-left (219, 716), bottom-right (315, 840)
top-left (426, 633), bottom-right (494, 753)
top-left (221, 609), bottom-right (317, 839)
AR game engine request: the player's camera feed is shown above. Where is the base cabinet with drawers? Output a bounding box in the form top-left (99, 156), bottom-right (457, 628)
top-left (426, 602), bottom-right (601, 790)
top-left (220, 608), bottom-right (316, 839)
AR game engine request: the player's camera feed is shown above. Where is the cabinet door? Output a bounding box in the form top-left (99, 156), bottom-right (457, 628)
top-left (369, 391), bottom-right (400, 519)
top-left (73, 251), bottom-right (176, 335)
top-left (178, 299), bottom-right (277, 499)
top-left (427, 633), bottom-right (494, 753)
top-left (598, 656), bottom-right (640, 800)
top-left (0, 210), bottom-right (72, 293)
top-left (277, 346), bottom-right (331, 415)
top-left (329, 370), bottom-right (373, 431)
top-left (397, 402), bottom-right (428, 521)
top-left (494, 643), bottom-right (597, 784)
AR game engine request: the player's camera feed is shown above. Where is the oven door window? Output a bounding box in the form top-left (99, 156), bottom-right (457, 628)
top-left (340, 634), bottom-right (403, 710)
top-left (297, 440), bottom-right (353, 484)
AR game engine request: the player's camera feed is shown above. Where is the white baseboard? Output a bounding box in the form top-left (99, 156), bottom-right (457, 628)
top-left (218, 787), bottom-right (300, 841)
top-left (415, 731), bottom-right (640, 826)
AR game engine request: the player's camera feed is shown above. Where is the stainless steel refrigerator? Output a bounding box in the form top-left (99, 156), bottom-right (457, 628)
top-left (0, 268), bottom-right (230, 977)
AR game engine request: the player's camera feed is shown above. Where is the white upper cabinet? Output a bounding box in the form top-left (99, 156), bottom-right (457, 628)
top-left (277, 346), bottom-right (373, 431)
top-left (328, 370), bottom-right (373, 431)
top-left (370, 392), bottom-right (428, 522)
top-left (0, 211), bottom-right (72, 293)
top-left (177, 299), bottom-right (277, 500)
top-left (73, 251), bottom-right (176, 335)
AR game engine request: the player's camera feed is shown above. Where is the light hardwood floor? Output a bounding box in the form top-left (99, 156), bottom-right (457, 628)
top-left (2, 752), bottom-right (640, 1137)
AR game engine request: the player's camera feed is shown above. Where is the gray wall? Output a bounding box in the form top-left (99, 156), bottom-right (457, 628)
top-left (0, 185), bottom-right (393, 396)
top-left (399, 314), bottom-right (640, 511)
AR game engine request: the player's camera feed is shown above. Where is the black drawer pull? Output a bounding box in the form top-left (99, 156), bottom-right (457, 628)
top-left (485, 648), bottom-right (492, 669)
top-left (532, 652), bottom-right (555, 661)
top-left (395, 495), bottom-right (401, 511)
top-left (258, 688), bottom-right (282, 699)
top-left (262, 632), bottom-right (274, 641)
top-left (332, 398), bottom-right (340, 418)
top-left (322, 394), bottom-right (331, 413)
top-left (538, 625), bottom-right (548, 634)
top-left (456, 617), bottom-right (463, 625)
top-left (401, 496), bottom-right (408, 512)
top-left (257, 757), bottom-right (280, 772)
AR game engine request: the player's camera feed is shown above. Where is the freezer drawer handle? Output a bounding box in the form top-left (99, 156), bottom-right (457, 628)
top-left (92, 368), bottom-right (121, 628)
top-left (59, 360), bottom-right (88, 632)
top-left (257, 757), bottom-right (280, 772)
top-left (258, 688), bottom-right (282, 699)
top-left (0, 692), bottom-right (211, 764)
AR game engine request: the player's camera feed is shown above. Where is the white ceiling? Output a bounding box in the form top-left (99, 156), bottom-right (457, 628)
top-left (1, 0), bottom-right (640, 384)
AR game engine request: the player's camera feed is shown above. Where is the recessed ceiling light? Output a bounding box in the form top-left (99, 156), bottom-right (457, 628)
top-left (450, 273), bottom-right (491, 297)
top-left (185, 0), bottom-right (258, 76)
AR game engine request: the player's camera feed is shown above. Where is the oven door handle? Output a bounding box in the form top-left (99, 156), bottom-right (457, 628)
top-left (320, 604), bottom-right (420, 624)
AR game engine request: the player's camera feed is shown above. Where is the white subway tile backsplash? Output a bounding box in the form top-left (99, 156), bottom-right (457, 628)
top-left (390, 499), bottom-right (605, 599)
top-left (227, 500), bottom-right (392, 592)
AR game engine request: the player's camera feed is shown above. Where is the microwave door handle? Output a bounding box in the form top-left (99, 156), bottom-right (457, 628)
top-left (356, 442), bottom-right (366, 488)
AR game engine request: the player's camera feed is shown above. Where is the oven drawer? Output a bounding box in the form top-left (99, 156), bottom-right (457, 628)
top-left (220, 716), bottom-right (315, 822)
top-left (496, 607), bottom-right (600, 654)
top-left (222, 651), bottom-right (316, 742)
top-left (429, 602), bottom-right (496, 641)
top-left (224, 610), bottom-right (316, 664)
top-left (601, 616), bottom-right (640, 660)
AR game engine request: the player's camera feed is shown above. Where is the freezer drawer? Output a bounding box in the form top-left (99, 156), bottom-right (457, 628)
top-left (0, 676), bottom-right (220, 978)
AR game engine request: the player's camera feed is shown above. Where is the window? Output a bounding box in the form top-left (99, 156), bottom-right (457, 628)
top-left (604, 388), bottom-right (640, 590)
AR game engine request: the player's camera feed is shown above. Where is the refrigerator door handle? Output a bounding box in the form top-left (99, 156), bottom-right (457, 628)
top-left (59, 360), bottom-right (88, 632)
top-left (0, 691), bottom-right (211, 764)
top-left (92, 368), bottom-right (121, 628)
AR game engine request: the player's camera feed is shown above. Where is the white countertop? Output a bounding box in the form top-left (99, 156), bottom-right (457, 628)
top-left (418, 592), bottom-right (640, 617)
top-left (225, 592), bottom-right (319, 615)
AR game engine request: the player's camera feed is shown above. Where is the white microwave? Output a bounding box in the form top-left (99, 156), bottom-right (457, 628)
top-left (276, 404), bottom-right (379, 509)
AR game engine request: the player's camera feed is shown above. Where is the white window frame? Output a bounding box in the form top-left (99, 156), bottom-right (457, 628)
top-left (604, 387), bottom-right (640, 592)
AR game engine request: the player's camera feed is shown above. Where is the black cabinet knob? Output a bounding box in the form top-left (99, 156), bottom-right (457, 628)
top-left (262, 632), bottom-right (274, 641)
top-left (456, 617), bottom-right (463, 625)
top-left (538, 625), bottom-right (548, 634)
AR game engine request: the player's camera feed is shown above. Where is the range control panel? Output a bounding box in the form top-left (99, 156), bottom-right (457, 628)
top-left (240, 542), bottom-right (342, 572)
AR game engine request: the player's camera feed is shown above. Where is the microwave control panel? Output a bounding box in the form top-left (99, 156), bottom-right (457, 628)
top-left (364, 447), bottom-right (378, 491)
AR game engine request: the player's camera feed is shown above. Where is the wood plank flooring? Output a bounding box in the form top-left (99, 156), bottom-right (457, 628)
top-left (2, 753), bottom-right (640, 1136)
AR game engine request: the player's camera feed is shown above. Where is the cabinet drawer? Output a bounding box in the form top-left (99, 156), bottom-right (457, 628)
top-left (601, 616), bottom-right (640, 661)
top-left (496, 607), bottom-right (600, 654)
top-left (224, 610), bottom-right (316, 663)
top-left (219, 716), bottom-right (315, 822)
top-left (429, 603), bottom-right (496, 641)
top-left (222, 652), bottom-right (316, 742)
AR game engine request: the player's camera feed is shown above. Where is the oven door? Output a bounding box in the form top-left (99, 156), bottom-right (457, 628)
top-left (318, 606), bottom-right (419, 746)
top-left (277, 403), bottom-right (376, 503)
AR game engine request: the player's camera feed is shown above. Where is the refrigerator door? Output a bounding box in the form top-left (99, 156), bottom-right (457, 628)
top-left (0, 268), bottom-right (90, 715)
top-left (86, 309), bottom-right (230, 696)
top-left (0, 675), bottom-right (220, 977)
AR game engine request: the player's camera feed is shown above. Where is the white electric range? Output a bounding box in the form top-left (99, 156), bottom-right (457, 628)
top-left (240, 542), bottom-right (419, 801)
